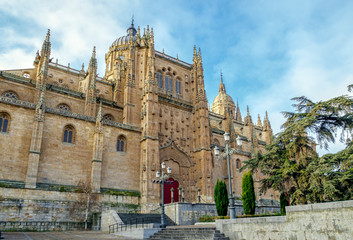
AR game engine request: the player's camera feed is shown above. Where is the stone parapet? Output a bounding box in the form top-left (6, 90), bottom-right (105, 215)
top-left (216, 200), bottom-right (353, 240)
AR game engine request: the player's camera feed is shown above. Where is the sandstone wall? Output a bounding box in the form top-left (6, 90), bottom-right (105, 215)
top-left (216, 200), bottom-right (353, 240)
top-left (165, 201), bottom-right (280, 225)
top-left (0, 187), bottom-right (140, 223)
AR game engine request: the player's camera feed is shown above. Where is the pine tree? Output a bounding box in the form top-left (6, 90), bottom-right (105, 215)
top-left (214, 179), bottom-right (229, 216)
top-left (242, 172), bottom-right (256, 215)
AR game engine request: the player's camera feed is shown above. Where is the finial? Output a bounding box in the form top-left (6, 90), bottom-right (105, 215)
top-left (193, 45), bottom-right (197, 56)
top-left (92, 46), bottom-right (96, 58)
top-left (131, 15), bottom-right (134, 26)
top-left (265, 111), bottom-right (268, 119)
top-left (46, 29), bottom-right (50, 41)
top-left (81, 63), bottom-right (85, 71)
top-left (198, 48), bottom-right (202, 62)
top-left (220, 71), bottom-right (223, 83)
top-left (176, 54), bottom-right (178, 60)
top-left (247, 105), bottom-right (250, 115)
top-left (162, 48), bottom-right (164, 54)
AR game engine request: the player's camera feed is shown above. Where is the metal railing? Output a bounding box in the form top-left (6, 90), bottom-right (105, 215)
top-left (108, 217), bottom-right (158, 234)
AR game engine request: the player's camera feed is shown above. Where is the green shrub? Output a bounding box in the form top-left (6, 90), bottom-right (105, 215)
top-left (242, 171), bottom-right (256, 215)
top-left (214, 179), bottom-right (229, 216)
top-left (199, 215), bottom-right (230, 222)
top-left (280, 192), bottom-right (289, 214)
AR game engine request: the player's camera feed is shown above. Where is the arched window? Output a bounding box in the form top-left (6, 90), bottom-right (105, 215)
top-left (63, 125), bottom-right (75, 144)
top-left (165, 75), bottom-right (173, 92)
top-left (103, 114), bottom-right (114, 121)
top-left (58, 103), bottom-right (71, 111)
top-left (236, 159), bottom-right (241, 170)
top-left (213, 139), bottom-right (220, 146)
top-left (156, 72), bottom-right (163, 88)
top-left (2, 91), bottom-right (18, 100)
top-left (117, 135), bottom-right (126, 152)
top-left (175, 78), bottom-right (181, 94)
top-left (0, 113), bottom-right (10, 133)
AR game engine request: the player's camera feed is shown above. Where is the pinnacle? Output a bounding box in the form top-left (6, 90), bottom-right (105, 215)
top-left (198, 47), bottom-right (202, 62)
top-left (92, 46), bottom-right (96, 59)
top-left (46, 29), bottom-right (50, 41)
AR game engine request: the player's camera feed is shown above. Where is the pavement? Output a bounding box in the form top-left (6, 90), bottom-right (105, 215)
top-left (0, 231), bottom-right (139, 240)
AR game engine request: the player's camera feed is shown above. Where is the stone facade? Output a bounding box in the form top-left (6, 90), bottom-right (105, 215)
top-left (216, 200), bottom-right (353, 240)
top-left (0, 21), bottom-right (277, 213)
top-left (165, 202), bottom-right (280, 226)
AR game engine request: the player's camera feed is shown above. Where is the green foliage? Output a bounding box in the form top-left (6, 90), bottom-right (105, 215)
top-left (242, 93), bottom-right (353, 204)
top-left (214, 179), bottom-right (229, 216)
top-left (280, 193), bottom-right (289, 214)
top-left (103, 189), bottom-right (141, 197)
top-left (242, 172), bottom-right (256, 215)
top-left (199, 215), bottom-right (230, 222)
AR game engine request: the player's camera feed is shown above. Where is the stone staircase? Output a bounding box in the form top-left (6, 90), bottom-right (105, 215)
top-left (117, 213), bottom-right (176, 227)
top-left (147, 227), bottom-right (229, 240)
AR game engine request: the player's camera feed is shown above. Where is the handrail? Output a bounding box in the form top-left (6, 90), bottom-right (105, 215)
top-left (108, 217), bottom-right (159, 234)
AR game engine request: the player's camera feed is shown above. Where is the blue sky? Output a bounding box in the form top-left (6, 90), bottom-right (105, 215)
top-left (1, 0), bottom-right (352, 155)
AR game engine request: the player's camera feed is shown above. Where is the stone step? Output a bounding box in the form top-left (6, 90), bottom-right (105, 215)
top-left (117, 213), bottom-right (176, 226)
top-left (146, 227), bottom-right (229, 240)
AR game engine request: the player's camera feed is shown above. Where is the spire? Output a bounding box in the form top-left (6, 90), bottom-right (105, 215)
top-left (198, 48), bottom-right (202, 64)
top-left (41, 29), bottom-right (51, 56)
top-left (219, 72), bottom-right (226, 93)
top-left (257, 114), bottom-right (263, 128)
top-left (235, 100), bottom-right (242, 122)
top-left (244, 105), bottom-right (253, 124)
top-left (263, 111), bottom-right (272, 130)
top-left (36, 29), bottom-right (51, 89)
top-left (193, 45), bottom-right (198, 63)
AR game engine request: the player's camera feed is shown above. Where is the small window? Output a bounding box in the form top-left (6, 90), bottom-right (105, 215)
top-left (58, 104), bottom-right (71, 111)
top-left (236, 159), bottom-right (241, 170)
top-left (59, 79), bottom-right (63, 83)
top-left (117, 135), bottom-right (126, 152)
top-left (63, 125), bottom-right (75, 144)
top-left (0, 113), bottom-right (10, 133)
top-left (103, 114), bottom-right (114, 121)
top-left (23, 73), bottom-right (30, 78)
top-left (2, 91), bottom-right (18, 99)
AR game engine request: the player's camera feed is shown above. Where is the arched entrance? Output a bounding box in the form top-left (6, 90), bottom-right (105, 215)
top-left (164, 178), bottom-right (179, 204)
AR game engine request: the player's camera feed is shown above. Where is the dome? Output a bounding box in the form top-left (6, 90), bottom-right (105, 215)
top-left (213, 92), bottom-right (235, 106)
top-left (211, 74), bottom-right (236, 116)
top-left (111, 20), bottom-right (137, 46)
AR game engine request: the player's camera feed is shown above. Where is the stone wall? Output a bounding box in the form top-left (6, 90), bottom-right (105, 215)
top-left (216, 200), bottom-right (353, 240)
top-left (165, 201), bottom-right (280, 225)
top-left (0, 187), bottom-right (140, 229)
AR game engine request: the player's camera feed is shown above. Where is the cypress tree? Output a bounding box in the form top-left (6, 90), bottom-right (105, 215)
top-left (242, 171), bottom-right (256, 215)
top-left (214, 179), bottom-right (229, 216)
top-left (280, 192), bottom-right (289, 214)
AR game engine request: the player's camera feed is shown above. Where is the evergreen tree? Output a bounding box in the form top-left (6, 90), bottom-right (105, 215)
top-left (242, 93), bottom-right (353, 204)
top-left (242, 172), bottom-right (256, 215)
top-left (214, 179), bottom-right (229, 216)
top-left (280, 192), bottom-right (289, 214)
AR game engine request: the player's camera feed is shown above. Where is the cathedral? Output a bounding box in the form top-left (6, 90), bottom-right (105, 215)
top-left (0, 21), bottom-right (277, 212)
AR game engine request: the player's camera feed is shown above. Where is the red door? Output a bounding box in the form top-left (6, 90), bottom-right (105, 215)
top-left (164, 178), bottom-right (179, 204)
